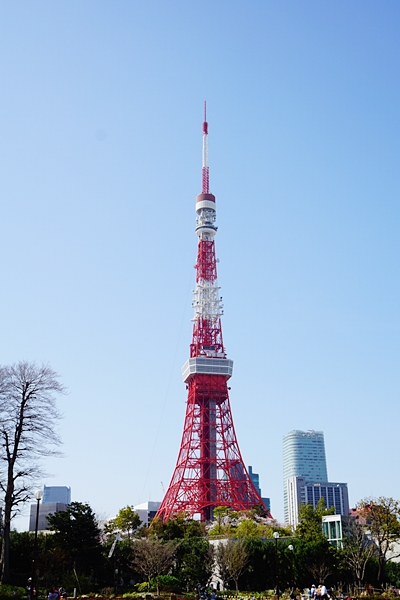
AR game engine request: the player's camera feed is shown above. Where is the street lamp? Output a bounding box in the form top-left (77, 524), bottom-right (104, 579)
top-left (31, 489), bottom-right (43, 600)
top-left (273, 531), bottom-right (280, 599)
top-left (288, 544), bottom-right (294, 598)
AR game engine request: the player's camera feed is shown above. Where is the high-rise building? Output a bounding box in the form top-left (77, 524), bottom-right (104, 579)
top-left (29, 485), bottom-right (71, 532)
top-left (43, 485), bottom-right (71, 504)
top-left (286, 476), bottom-right (349, 527)
top-left (29, 502), bottom-right (69, 531)
top-left (248, 466), bottom-right (271, 513)
top-left (283, 430), bottom-right (328, 523)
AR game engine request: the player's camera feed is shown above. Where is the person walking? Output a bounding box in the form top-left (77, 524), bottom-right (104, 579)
top-left (320, 584), bottom-right (327, 600)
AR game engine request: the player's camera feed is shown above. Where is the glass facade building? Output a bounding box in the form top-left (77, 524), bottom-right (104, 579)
top-left (286, 476), bottom-right (349, 527)
top-left (283, 430), bottom-right (328, 523)
top-left (248, 465), bottom-right (271, 513)
top-left (29, 485), bottom-right (71, 532)
top-left (42, 485), bottom-right (71, 504)
top-left (322, 514), bottom-right (347, 548)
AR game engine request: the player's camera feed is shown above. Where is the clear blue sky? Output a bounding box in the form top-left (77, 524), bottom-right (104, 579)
top-left (1, 1), bottom-right (399, 528)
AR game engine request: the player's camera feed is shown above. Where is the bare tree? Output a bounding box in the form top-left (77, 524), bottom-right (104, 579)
top-left (131, 538), bottom-right (179, 595)
top-left (342, 519), bottom-right (376, 593)
top-left (216, 539), bottom-right (249, 593)
top-left (308, 561), bottom-right (333, 585)
top-left (0, 361), bottom-right (65, 583)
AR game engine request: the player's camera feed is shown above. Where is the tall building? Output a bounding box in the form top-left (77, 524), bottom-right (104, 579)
top-left (283, 430), bottom-right (328, 523)
top-left (43, 485), bottom-right (71, 504)
top-left (286, 476), bottom-right (349, 527)
top-left (29, 502), bottom-right (69, 531)
top-left (156, 105), bottom-right (270, 521)
top-left (248, 466), bottom-right (271, 513)
top-left (29, 486), bottom-right (71, 532)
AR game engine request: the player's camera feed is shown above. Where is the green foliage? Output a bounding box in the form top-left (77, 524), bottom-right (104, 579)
top-left (293, 538), bottom-right (338, 588)
top-left (101, 536), bottom-right (136, 591)
top-left (358, 497), bottom-right (400, 583)
top-left (0, 585), bottom-right (26, 600)
top-left (237, 537), bottom-right (274, 591)
top-left (173, 537), bottom-right (214, 591)
top-left (149, 575), bottom-right (180, 592)
top-left (235, 519), bottom-right (259, 538)
top-left (385, 561), bottom-right (400, 587)
top-left (208, 506), bottom-right (288, 540)
top-left (295, 498), bottom-right (334, 541)
top-left (106, 506), bottom-right (142, 539)
top-left (46, 501), bottom-right (103, 578)
top-left (150, 513), bottom-right (206, 540)
top-left (8, 531), bottom-right (34, 584)
top-left (8, 530), bottom-right (69, 587)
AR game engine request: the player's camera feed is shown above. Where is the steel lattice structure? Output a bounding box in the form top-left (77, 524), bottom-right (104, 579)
top-left (156, 104), bottom-right (271, 522)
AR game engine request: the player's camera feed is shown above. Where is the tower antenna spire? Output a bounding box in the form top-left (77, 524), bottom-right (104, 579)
top-left (202, 100), bottom-right (209, 193)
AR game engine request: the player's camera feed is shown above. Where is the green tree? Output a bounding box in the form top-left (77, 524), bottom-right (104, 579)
top-left (150, 513), bottom-right (205, 540)
top-left (235, 518), bottom-right (259, 538)
top-left (295, 499), bottom-right (335, 542)
top-left (8, 530), bottom-right (76, 589)
top-left (174, 537), bottom-right (214, 592)
top-left (293, 538), bottom-right (338, 589)
top-left (238, 537), bottom-right (275, 592)
top-left (0, 362), bottom-right (65, 583)
top-left (294, 500), bottom-right (340, 588)
top-left (47, 501), bottom-right (103, 581)
top-left (385, 561), bottom-right (400, 587)
top-left (107, 506), bottom-right (142, 539)
top-left (358, 497), bottom-right (400, 584)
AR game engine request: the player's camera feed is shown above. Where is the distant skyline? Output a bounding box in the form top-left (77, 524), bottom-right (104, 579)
top-left (0, 0), bottom-right (399, 529)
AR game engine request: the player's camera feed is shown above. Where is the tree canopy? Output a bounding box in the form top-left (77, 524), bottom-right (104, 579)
top-left (106, 505), bottom-right (142, 539)
top-left (47, 501), bottom-right (102, 578)
top-left (357, 496), bottom-right (400, 583)
top-left (295, 498), bottom-right (335, 542)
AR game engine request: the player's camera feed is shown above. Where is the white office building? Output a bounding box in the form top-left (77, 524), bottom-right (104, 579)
top-left (133, 501), bottom-right (161, 527)
top-left (286, 475), bottom-right (349, 528)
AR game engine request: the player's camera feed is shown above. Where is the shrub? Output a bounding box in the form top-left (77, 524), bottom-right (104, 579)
top-left (0, 585), bottom-right (27, 600)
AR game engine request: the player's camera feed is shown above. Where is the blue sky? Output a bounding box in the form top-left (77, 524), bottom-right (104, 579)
top-left (1, 1), bottom-right (399, 527)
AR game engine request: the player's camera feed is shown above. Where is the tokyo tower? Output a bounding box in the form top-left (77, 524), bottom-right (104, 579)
top-left (156, 104), bottom-right (270, 522)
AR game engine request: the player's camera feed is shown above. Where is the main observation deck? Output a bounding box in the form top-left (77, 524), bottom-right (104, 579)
top-left (182, 357), bottom-right (234, 383)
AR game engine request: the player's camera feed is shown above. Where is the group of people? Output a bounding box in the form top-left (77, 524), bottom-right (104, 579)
top-left (310, 584), bottom-right (328, 599)
top-left (26, 580), bottom-right (67, 600)
top-left (47, 586), bottom-right (67, 600)
top-left (197, 583), bottom-right (219, 600)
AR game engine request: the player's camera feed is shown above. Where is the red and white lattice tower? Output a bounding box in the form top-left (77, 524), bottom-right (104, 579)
top-left (156, 103), bottom-right (271, 522)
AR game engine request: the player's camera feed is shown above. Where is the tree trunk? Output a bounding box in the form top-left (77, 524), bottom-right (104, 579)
top-left (377, 555), bottom-right (384, 584)
top-left (0, 503), bottom-right (11, 583)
